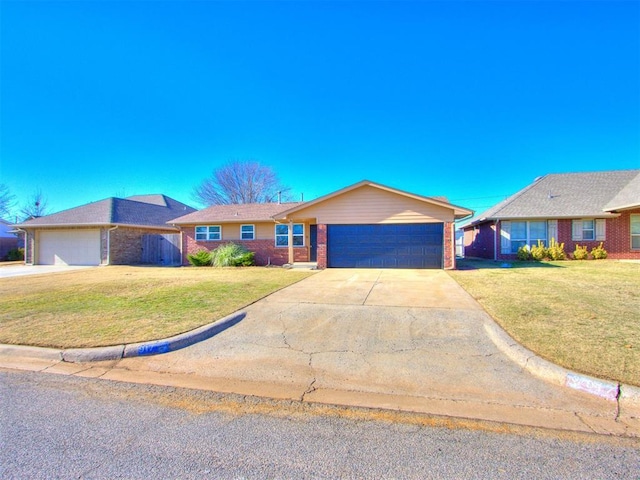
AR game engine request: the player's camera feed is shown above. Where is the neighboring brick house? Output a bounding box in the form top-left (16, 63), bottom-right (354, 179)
top-left (14, 195), bottom-right (195, 265)
top-left (0, 219), bottom-right (19, 260)
top-left (171, 180), bottom-right (473, 270)
top-left (461, 170), bottom-right (640, 260)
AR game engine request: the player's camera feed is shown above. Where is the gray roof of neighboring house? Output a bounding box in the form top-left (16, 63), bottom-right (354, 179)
top-left (14, 195), bottom-right (196, 229)
top-left (464, 169), bottom-right (640, 226)
top-left (603, 171), bottom-right (640, 211)
top-left (170, 202), bottom-right (303, 225)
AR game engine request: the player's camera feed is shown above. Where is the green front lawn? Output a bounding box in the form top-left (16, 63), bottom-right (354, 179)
top-left (448, 259), bottom-right (640, 386)
top-left (0, 266), bottom-right (313, 348)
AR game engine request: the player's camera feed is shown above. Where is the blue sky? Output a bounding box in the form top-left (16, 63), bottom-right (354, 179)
top-left (1, 0), bottom-right (638, 220)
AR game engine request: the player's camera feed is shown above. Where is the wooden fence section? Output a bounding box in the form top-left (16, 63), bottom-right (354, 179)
top-left (141, 234), bottom-right (181, 266)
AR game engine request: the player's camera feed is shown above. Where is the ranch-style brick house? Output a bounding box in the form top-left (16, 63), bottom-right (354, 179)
top-left (461, 169), bottom-right (640, 260)
top-left (171, 180), bottom-right (473, 269)
top-left (15, 195), bottom-right (195, 266)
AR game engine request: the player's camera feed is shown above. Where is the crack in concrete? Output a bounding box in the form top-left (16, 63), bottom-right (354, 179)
top-left (614, 383), bottom-right (622, 421)
top-left (362, 271), bottom-right (382, 305)
top-left (300, 351), bottom-right (317, 401)
top-left (574, 412), bottom-right (599, 434)
top-left (300, 378), bottom-right (317, 402)
top-left (406, 309), bottom-right (420, 350)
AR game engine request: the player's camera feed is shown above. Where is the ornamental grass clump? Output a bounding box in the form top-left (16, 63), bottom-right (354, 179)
top-left (547, 238), bottom-right (566, 260)
top-left (211, 243), bottom-right (255, 267)
top-left (572, 244), bottom-right (589, 260)
top-left (591, 242), bottom-right (608, 260)
top-left (187, 250), bottom-right (213, 266)
top-left (516, 245), bottom-right (531, 261)
top-left (530, 240), bottom-right (548, 261)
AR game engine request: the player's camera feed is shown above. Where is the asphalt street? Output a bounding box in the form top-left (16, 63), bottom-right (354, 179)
top-left (1, 370), bottom-right (638, 479)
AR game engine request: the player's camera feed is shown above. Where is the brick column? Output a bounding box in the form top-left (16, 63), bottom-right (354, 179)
top-left (317, 224), bottom-right (327, 269)
top-left (444, 222), bottom-right (455, 269)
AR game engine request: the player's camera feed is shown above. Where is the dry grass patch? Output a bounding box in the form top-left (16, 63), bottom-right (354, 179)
top-left (448, 259), bottom-right (640, 386)
top-left (0, 266), bottom-right (313, 348)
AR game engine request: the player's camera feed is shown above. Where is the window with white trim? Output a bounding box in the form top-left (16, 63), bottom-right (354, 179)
top-left (631, 215), bottom-right (640, 250)
top-left (195, 225), bottom-right (221, 241)
top-left (275, 224), bottom-right (304, 247)
top-left (582, 220), bottom-right (595, 240)
top-left (511, 221), bottom-right (547, 253)
top-left (572, 219), bottom-right (605, 241)
top-left (510, 222), bottom-right (527, 253)
top-left (241, 224), bottom-right (255, 240)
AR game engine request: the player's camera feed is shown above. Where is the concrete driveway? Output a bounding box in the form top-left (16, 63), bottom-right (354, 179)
top-left (112, 269), bottom-right (618, 432)
top-left (0, 265), bottom-right (96, 278)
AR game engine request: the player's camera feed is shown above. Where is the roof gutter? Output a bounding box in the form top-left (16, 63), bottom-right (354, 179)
top-left (603, 203), bottom-right (640, 213)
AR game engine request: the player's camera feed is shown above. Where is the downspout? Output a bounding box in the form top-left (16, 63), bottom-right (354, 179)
top-left (15, 228), bottom-right (28, 264)
top-left (288, 220), bottom-right (294, 265)
top-left (451, 222), bottom-right (456, 269)
top-left (494, 220), bottom-right (498, 261)
top-left (106, 226), bottom-right (118, 265)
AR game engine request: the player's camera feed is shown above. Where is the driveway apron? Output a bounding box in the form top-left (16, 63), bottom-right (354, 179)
top-left (113, 269), bottom-right (618, 431)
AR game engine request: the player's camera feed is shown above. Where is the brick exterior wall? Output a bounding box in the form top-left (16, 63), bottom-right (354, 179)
top-left (316, 224), bottom-right (327, 269)
top-left (463, 222), bottom-right (495, 259)
top-left (443, 221), bottom-right (455, 269)
top-left (490, 209), bottom-right (640, 260)
top-left (24, 231), bottom-right (35, 264)
top-left (181, 226), bottom-right (308, 266)
top-left (25, 226), bottom-right (179, 265)
top-left (0, 237), bottom-right (19, 260)
top-left (109, 227), bottom-right (178, 265)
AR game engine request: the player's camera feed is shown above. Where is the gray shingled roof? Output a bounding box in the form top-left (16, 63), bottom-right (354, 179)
top-left (469, 170), bottom-right (639, 223)
top-left (604, 171), bottom-right (640, 211)
top-left (170, 202), bottom-right (303, 225)
top-left (15, 195), bottom-right (195, 228)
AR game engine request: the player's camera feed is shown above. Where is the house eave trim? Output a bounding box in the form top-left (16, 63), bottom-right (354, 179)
top-left (603, 203), bottom-right (640, 213)
top-left (273, 179), bottom-right (473, 219)
top-left (14, 223), bottom-right (180, 231)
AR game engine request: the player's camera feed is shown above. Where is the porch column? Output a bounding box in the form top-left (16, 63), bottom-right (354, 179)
top-left (288, 221), bottom-right (294, 264)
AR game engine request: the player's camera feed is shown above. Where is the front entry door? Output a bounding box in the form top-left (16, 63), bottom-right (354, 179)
top-left (310, 225), bottom-right (318, 262)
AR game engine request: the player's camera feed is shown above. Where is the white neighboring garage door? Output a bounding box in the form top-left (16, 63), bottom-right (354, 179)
top-left (38, 229), bottom-right (101, 265)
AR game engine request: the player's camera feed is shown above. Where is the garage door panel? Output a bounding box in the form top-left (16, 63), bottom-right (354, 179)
top-left (327, 223), bottom-right (443, 269)
top-left (38, 230), bottom-right (101, 265)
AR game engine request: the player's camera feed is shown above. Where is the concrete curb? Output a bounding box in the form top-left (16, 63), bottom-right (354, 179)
top-left (1, 311), bottom-right (247, 364)
top-left (62, 345), bottom-right (125, 363)
top-left (483, 320), bottom-right (640, 417)
top-left (619, 384), bottom-right (640, 419)
top-left (123, 312), bottom-right (245, 358)
top-left (0, 344), bottom-right (62, 361)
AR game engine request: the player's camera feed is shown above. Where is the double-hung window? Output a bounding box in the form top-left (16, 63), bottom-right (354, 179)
top-left (510, 222), bottom-right (527, 253)
top-left (631, 215), bottom-right (640, 250)
top-left (529, 221), bottom-right (548, 245)
top-left (502, 220), bottom-right (548, 253)
top-left (241, 225), bottom-right (255, 240)
top-left (275, 224), bottom-right (304, 247)
top-left (572, 219), bottom-right (605, 241)
top-left (195, 225), bottom-right (221, 241)
top-left (581, 220), bottom-right (595, 240)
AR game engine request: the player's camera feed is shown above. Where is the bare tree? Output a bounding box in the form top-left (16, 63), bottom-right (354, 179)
top-left (0, 184), bottom-right (15, 219)
top-left (20, 189), bottom-right (50, 220)
top-left (193, 161), bottom-right (291, 206)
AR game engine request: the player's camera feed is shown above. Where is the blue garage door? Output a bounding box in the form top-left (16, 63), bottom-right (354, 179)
top-left (327, 224), bottom-right (443, 269)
